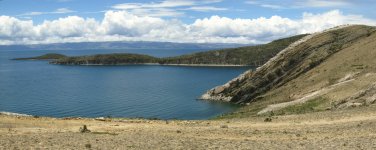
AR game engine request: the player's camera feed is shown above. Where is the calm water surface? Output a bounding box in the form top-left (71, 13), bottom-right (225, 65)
top-left (0, 49), bottom-right (251, 119)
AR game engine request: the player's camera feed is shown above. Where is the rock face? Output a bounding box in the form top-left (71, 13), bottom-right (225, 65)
top-left (335, 83), bottom-right (376, 109)
top-left (200, 70), bottom-right (253, 102)
top-left (201, 25), bottom-right (376, 104)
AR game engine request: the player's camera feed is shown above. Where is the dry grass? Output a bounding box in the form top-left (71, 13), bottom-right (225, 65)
top-left (2, 105), bottom-right (376, 149)
top-left (221, 25), bottom-right (376, 118)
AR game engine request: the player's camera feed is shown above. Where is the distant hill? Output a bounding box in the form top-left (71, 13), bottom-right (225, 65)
top-left (160, 34), bottom-right (307, 66)
top-left (19, 34), bottom-right (306, 66)
top-left (12, 53), bottom-right (67, 60)
top-left (50, 53), bottom-right (159, 65)
top-left (0, 41), bottom-right (248, 51)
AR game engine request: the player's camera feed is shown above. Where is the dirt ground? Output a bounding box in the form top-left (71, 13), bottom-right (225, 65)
top-left (1, 105), bottom-right (376, 150)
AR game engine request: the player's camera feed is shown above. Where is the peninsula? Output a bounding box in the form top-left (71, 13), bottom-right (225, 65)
top-left (14, 34), bottom-right (307, 66)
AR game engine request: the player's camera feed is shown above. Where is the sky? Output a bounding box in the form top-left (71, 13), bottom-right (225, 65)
top-left (0, 0), bottom-right (375, 45)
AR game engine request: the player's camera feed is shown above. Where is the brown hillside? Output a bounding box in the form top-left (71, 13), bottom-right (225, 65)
top-left (201, 25), bottom-right (376, 117)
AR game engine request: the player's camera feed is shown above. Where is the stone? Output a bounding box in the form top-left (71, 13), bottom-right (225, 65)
top-left (79, 125), bottom-right (91, 133)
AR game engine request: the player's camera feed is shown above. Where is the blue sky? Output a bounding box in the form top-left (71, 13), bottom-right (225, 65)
top-left (0, 0), bottom-right (375, 45)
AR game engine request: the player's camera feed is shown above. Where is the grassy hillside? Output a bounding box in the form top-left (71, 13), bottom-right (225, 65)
top-left (160, 34), bottom-right (307, 66)
top-left (201, 25), bottom-right (376, 118)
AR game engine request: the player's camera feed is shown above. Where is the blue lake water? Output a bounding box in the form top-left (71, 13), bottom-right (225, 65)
top-left (0, 49), bottom-right (251, 120)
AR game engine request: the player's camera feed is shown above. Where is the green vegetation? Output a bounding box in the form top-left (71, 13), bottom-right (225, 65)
top-left (12, 53), bottom-right (67, 60)
top-left (51, 53), bottom-right (159, 65)
top-left (271, 97), bottom-right (329, 115)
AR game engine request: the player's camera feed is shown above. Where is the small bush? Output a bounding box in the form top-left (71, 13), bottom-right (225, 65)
top-left (85, 144), bottom-right (91, 149)
top-left (264, 117), bottom-right (272, 122)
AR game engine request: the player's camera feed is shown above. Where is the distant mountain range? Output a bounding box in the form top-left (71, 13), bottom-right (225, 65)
top-left (0, 41), bottom-right (249, 51)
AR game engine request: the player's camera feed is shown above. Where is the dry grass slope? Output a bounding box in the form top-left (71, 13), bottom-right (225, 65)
top-left (217, 25), bottom-right (376, 118)
top-left (2, 105), bottom-right (376, 149)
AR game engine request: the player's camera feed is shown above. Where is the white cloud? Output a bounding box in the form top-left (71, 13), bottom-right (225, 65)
top-left (245, 0), bottom-right (286, 9)
top-left (112, 1), bottom-right (194, 9)
top-left (116, 8), bottom-right (185, 17)
top-left (54, 8), bottom-right (75, 14)
top-left (0, 10), bottom-right (375, 45)
top-left (0, 16), bottom-right (35, 39)
top-left (111, 0), bottom-right (224, 17)
top-left (298, 10), bottom-right (375, 33)
top-left (185, 6), bottom-right (228, 12)
top-left (100, 11), bottom-right (169, 36)
top-left (260, 4), bottom-right (284, 9)
top-left (246, 0), bottom-right (352, 9)
top-left (37, 16), bottom-right (98, 38)
top-left (19, 8), bottom-right (75, 16)
top-left (295, 0), bottom-right (350, 8)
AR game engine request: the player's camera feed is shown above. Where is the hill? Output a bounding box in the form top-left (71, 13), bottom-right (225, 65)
top-left (12, 53), bottom-right (67, 60)
top-left (42, 34), bottom-right (306, 66)
top-left (160, 34), bottom-right (307, 66)
top-left (51, 53), bottom-right (159, 65)
top-left (200, 25), bottom-right (376, 118)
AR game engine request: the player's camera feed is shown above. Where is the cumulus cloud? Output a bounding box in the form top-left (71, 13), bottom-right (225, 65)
top-left (0, 10), bottom-right (375, 45)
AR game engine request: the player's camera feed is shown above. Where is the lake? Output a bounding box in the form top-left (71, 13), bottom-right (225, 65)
top-left (0, 49), bottom-right (251, 120)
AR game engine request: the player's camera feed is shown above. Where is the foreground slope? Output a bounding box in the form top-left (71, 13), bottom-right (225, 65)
top-left (1, 106), bottom-right (376, 149)
top-left (201, 25), bottom-right (376, 117)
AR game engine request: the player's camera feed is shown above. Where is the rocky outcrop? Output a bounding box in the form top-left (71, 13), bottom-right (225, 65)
top-left (201, 25), bottom-right (376, 104)
top-left (335, 83), bottom-right (376, 109)
top-left (200, 70), bottom-right (253, 101)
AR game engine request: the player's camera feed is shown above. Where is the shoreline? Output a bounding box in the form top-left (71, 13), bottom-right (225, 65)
top-left (159, 63), bottom-right (252, 67)
top-left (0, 111), bottom-right (205, 121)
top-left (0, 111), bottom-right (32, 117)
top-left (51, 62), bottom-right (255, 67)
